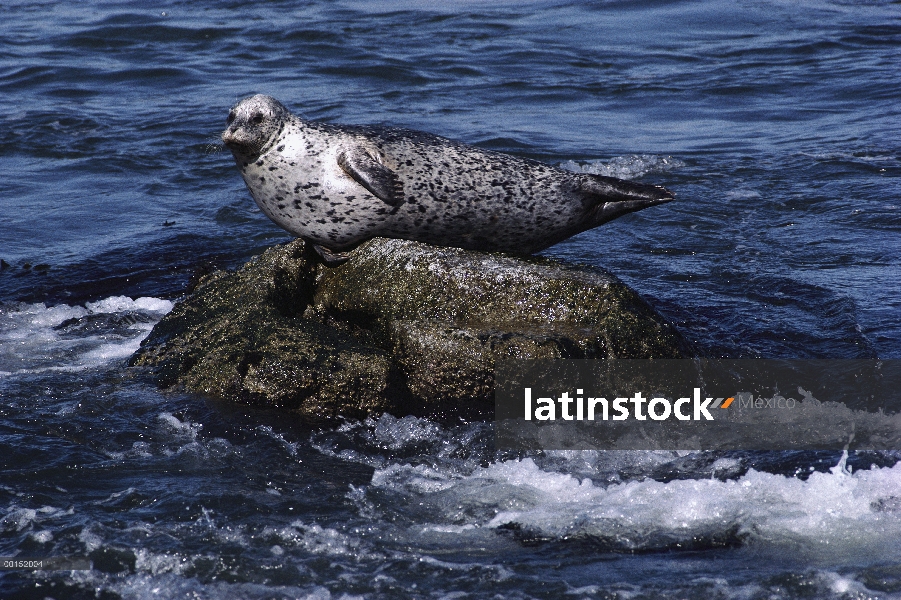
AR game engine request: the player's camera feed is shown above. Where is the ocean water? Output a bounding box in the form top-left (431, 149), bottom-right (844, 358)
top-left (1, 0), bottom-right (900, 598)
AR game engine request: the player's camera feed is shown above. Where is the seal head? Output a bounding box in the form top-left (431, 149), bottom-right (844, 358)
top-left (221, 95), bottom-right (289, 161)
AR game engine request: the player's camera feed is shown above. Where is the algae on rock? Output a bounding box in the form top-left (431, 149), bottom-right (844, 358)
top-left (132, 238), bottom-right (692, 420)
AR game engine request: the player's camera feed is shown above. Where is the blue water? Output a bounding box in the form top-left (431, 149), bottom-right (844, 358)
top-left (1, 0), bottom-right (900, 598)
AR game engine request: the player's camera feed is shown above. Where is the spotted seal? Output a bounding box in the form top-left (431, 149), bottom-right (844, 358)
top-left (221, 94), bottom-right (674, 264)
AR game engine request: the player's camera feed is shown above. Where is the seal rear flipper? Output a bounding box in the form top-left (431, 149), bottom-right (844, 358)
top-left (579, 174), bottom-right (675, 224)
top-left (580, 173), bottom-right (674, 204)
top-left (337, 148), bottom-right (405, 206)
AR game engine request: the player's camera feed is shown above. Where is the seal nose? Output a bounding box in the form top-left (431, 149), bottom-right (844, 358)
top-left (222, 126), bottom-right (238, 145)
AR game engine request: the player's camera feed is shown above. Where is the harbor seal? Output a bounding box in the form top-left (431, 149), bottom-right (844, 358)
top-left (222, 94), bottom-right (674, 264)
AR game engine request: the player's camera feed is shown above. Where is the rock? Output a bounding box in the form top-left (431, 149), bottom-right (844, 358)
top-left (131, 238), bottom-right (692, 421)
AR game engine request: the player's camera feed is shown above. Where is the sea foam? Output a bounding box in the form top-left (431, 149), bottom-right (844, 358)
top-left (0, 295), bottom-right (173, 375)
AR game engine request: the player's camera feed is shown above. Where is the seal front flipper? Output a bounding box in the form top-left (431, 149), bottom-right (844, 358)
top-left (579, 174), bottom-right (675, 225)
top-left (312, 244), bottom-right (352, 267)
top-left (337, 148), bottom-right (404, 206)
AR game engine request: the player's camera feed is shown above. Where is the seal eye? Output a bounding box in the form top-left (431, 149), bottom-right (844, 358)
top-left (251, 113), bottom-right (264, 125)
top-left (226, 111), bottom-right (236, 125)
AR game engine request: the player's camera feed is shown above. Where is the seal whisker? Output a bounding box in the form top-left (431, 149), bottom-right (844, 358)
top-left (205, 142), bottom-right (225, 155)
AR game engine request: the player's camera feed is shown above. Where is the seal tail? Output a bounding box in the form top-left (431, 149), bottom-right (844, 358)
top-left (580, 174), bottom-right (675, 225)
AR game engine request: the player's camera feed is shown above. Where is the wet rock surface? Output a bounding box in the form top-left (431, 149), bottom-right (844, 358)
top-left (131, 238), bottom-right (692, 421)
